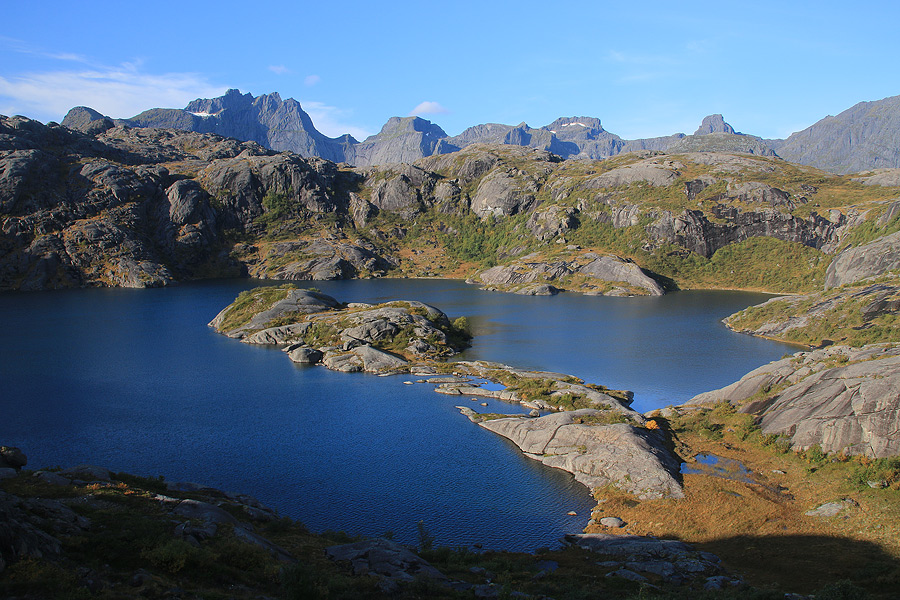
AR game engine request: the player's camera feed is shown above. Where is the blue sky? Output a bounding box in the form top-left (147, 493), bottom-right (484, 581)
top-left (2, 1), bottom-right (898, 141)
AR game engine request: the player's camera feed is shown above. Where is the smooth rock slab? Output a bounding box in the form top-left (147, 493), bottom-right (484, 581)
top-left (478, 410), bottom-right (683, 499)
top-left (323, 345), bottom-right (408, 374)
top-left (687, 344), bottom-right (900, 458)
top-left (60, 465), bottom-right (111, 482)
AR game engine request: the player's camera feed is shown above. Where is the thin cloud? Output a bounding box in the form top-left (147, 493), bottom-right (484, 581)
top-left (269, 65), bottom-right (291, 75)
top-left (606, 50), bottom-right (679, 67)
top-left (304, 74), bottom-right (321, 86)
top-left (1, 36), bottom-right (89, 64)
top-left (300, 100), bottom-right (371, 140)
top-left (408, 101), bottom-right (449, 116)
top-left (0, 64), bottom-right (227, 121)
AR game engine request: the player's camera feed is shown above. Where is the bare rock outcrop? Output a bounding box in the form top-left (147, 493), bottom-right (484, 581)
top-left (326, 538), bottom-right (447, 594)
top-left (588, 159), bottom-right (680, 188)
top-left (473, 409), bottom-right (683, 499)
top-left (852, 169), bottom-right (900, 187)
top-left (475, 252), bottom-right (663, 296)
top-left (825, 230), bottom-right (900, 289)
top-left (211, 286), bottom-right (469, 373)
top-left (686, 344), bottom-right (900, 458)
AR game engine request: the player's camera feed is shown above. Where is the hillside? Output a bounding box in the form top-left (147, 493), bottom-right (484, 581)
top-left (4, 114), bottom-right (900, 297)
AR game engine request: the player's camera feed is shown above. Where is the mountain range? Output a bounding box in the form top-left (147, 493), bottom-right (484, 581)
top-left (61, 89), bottom-right (900, 173)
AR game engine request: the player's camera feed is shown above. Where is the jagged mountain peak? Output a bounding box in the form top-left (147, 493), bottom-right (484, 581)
top-left (694, 114), bottom-right (736, 135)
top-left (371, 116), bottom-right (448, 139)
top-left (60, 91), bottom-right (900, 172)
top-left (543, 116), bottom-right (605, 133)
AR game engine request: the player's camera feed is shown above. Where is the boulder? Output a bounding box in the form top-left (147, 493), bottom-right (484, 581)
top-left (0, 447), bottom-right (26, 471)
top-left (287, 346), bottom-right (323, 364)
top-left (326, 538), bottom-right (446, 593)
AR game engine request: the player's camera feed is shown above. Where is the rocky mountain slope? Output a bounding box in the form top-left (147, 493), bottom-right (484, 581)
top-left (65, 89), bottom-right (356, 163)
top-left (771, 94), bottom-right (900, 174)
top-left (5, 112), bottom-right (900, 294)
top-left (60, 91), bottom-right (783, 167)
top-left (63, 90), bottom-right (900, 173)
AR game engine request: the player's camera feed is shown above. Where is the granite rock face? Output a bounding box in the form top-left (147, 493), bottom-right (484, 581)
top-left (65, 89), bottom-right (356, 163)
top-left (825, 230), bottom-right (900, 289)
top-left (694, 115), bottom-right (736, 135)
top-left (476, 252), bottom-right (663, 296)
top-left (686, 344), bottom-right (900, 458)
top-left (476, 409), bottom-right (683, 499)
top-left (770, 94), bottom-right (900, 174)
top-left (345, 117), bottom-right (457, 166)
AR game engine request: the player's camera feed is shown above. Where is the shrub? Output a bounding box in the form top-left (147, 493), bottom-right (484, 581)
top-left (141, 539), bottom-right (199, 574)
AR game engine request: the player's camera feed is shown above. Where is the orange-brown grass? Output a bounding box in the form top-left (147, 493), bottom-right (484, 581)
top-left (393, 243), bottom-right (474, 279)
top-left (584, 405), bottom-right (900, 596)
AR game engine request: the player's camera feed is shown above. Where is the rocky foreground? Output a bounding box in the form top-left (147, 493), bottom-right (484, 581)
top-left (1, 446), bottom-right (760, 598)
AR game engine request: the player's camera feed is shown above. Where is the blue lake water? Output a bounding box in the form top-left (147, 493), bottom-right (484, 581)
top-left (0, 279), bottom-right (795, 550)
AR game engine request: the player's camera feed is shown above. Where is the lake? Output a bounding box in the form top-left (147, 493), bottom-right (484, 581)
top-left (0, 278), bottom-right (794, 550)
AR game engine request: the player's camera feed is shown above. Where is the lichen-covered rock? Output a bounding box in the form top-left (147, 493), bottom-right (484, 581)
top-left (0, 447), bottom-right (26, 471)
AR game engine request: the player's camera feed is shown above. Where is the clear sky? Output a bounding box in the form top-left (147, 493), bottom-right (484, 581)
top-left (2, 1), bottom-right (898, 141)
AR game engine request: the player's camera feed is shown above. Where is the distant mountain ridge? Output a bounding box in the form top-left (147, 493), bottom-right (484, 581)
top-left (62, 90), bottom-right (900, 172)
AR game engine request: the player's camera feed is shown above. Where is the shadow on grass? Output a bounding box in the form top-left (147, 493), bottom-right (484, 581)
top-left (695, 533), bottom-right (899, 597)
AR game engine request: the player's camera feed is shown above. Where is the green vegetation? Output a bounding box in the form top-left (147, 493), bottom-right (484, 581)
top-left (214, 284), bottom-right (297, 332)
top-left (726, 277), bottom-right (900, 346)
top-left (571, 410), bottom-right (635, 426)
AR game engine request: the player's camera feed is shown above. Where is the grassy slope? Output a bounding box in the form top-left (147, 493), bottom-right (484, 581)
top-left (726, 275), bottom-right (900, 347)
